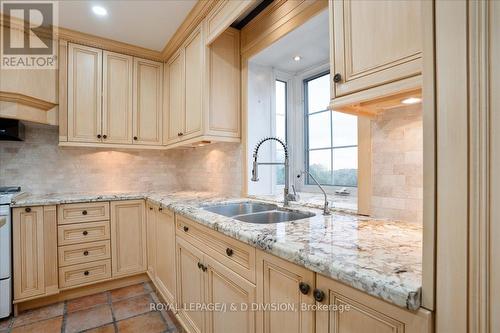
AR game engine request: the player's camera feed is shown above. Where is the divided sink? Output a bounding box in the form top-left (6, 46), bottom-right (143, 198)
top-left (202, 202), bottom-right (315, 224)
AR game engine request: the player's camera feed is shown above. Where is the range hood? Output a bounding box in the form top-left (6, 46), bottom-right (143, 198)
top-left (0, 118), bottom-right (25, 141)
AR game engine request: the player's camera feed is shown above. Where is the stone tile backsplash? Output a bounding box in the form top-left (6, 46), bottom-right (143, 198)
top-left (0, 123), bottom-right (242, 196)
top-left (371, 105), bottom-right (423, 223)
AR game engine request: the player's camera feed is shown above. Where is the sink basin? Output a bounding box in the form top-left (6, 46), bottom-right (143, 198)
top-left (203, 202), bottom-right (278, 217)
top-left (234, 210), bottom-right (315, 224)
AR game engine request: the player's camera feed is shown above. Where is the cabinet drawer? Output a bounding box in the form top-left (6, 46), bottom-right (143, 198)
top-left (58, 202), bottom-right (110, 225)
top-left (59, 259), bottom-right (111, 289)
top-left (58, 221), bottom-right (110, 246)
top-left (58, 240), bottom-right (111, 267)
top-left (176, 215), bottom-right (256, 282)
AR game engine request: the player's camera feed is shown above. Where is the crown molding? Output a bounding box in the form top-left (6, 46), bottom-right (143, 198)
top-left (0, 91), bottom-right (57, 111)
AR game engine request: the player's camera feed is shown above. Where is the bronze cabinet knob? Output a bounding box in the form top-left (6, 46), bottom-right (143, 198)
top-left (25, 207), bottom-right (31, 213)
top-left (84, 271), bottom-right (89, 276)
top-left (226, 248), bottom-right (234, 257)
top-left (82, 210), bottom-right (88, 215)
top-left (183, 226), bottom-right (189, 232)
top-left (333, 73), bottom-right (342, 83)
top-left (82, 230), bottom-right (88, 236)
top-left (83, 250), bottom-right (89, 256)
top-left (313, 289), bottom-right (325, 302)
top-left (299, 282), bottom-right (310, 295)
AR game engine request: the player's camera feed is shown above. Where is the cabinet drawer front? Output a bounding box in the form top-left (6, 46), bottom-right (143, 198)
top-left (58, 202), bottom-right (110, 225)
top-left (58, 240), bottom-right (111, 267)
top-left (59, 259), bottom-right (111, 289)
top-left (58, 221), bottom-right (110, 246)
top-left (176, 215), bottom-right (256, 282)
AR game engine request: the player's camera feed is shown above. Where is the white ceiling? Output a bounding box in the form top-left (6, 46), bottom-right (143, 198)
top-left (250, 9), bottom-right (329, 73)
top-left (57, 0), bottom-right (197, 51)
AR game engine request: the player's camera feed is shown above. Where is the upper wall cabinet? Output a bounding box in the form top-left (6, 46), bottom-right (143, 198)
top-left (330, 0), bottom-right (422, 114)
top-left (165, 24), bottom-right (240, 148)
top-left (68, 44), bottom-right (103, 143)
top-left (133, 58), bottom-right (163, 145)
top-left (64, 43), bottom-right (163, 149)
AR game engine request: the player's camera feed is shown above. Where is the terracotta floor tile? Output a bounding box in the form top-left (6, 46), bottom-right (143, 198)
top-left (65, 304), bottom-right (113, 333)
top-left (0, 317), bottom-right (12, 331)
top-left (110, 284), bottom-right (148, 302)
top-left (116, 312), bottom-right (166, 333)
top-left (12, 302), bottom-right (64, 328)
top-left (67, 292), bottom-right (109, 313)
top-left (11, 316), bottom-right (62, 333)
top-left (83, 323), bottom-right (116, 333)
top-left (112, 294), bottom-right (152, 321)
top-left (160, 310), bottom-right (184, 332)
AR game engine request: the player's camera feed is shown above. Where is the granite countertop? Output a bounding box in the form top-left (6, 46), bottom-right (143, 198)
top-left (11, 191), bottom-right (423, 310)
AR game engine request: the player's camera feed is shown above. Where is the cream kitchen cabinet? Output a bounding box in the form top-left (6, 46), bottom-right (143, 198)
top-left (12, 206), bottom-right (58, 302)
top-left (146, 202), bottom-right (157, 279)
top-left (329, 0), bottom-right (422, 110)
top-left (110, 200), bottom-right (147, 277)
top-left (315, 274), bottom-right (432, 333)
top-left (67, 43), bottom-right (103, 143)
top-left (133, 58), bottom-right (163, 145)
top-left (164, 25), bottom-right (240, 148)
top-left (256, 251), bottom-right (316, 333)
top-left (65, 43), bottom-right (162, 148)
top-left (154, 206), bottom-right (177, 305)
top-left (176, 235), bottom-right (257, 333)
top-left (102, 51), bottom-right (133, 144)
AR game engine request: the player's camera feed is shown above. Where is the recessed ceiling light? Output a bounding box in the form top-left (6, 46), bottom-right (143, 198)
top-left (92, 6), bottom-right (108, 16)
top-left (293, 56), bottom-right (301, 62)
top-left (401, 97), bottom-right (422, 105)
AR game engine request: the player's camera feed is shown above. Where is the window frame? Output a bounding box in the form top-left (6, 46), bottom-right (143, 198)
top-left (303, 71), bottom-right (358, 188)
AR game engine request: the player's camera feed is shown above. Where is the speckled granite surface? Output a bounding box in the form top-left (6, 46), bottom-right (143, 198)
top-left (11, 191), bottom-right (422, 310)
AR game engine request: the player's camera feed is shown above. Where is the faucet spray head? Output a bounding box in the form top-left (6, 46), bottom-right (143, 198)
top-left (251, 159), bottom-right (259, 181)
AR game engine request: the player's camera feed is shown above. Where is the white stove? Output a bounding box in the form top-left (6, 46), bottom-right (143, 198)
top-left (0, 186), bottom-right (20, 318)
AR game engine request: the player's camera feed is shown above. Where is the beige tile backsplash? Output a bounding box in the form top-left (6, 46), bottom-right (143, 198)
top-left (0, 124), bottom-right (242, 196)
top-left (371, 105), bottom-right (423, 223)
top-left (1, 110), bottom-right (422, 223)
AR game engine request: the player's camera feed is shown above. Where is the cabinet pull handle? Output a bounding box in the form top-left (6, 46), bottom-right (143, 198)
top-left (84, 271), bottom-right (90, 276)
top-left (82, 210), bottom-right (88, 215)
top-left (201, 264), bottom-right (207, 272)
top-left (197, 262), bottom-right (202, 270)
top-left (83, 250), bottom-right (89, 256)
top-left (313, 289), bottom-right (325, 302)
top-left (159, 207), bottom-right (163, 211)
top-left (226, 248), bottom-right (233, 257)
top-left (25, 207), bottom-right (31, 213)
top-left (82, 230), bottom-right (88, 236)
top-left (149, 207), bottom-right (153, 210)
top-left (97, 134), bottom-right (101, 139)
top-left (333, 73), bottom-right (342, 83)
top-left (133, 136), bottom-right (138, 140)
top-left (183, 226), bottom-right (189, 232)
top-left (299, 282), bottom-right (310, 295)
top-left (102, 135), bottom-right (107, 139)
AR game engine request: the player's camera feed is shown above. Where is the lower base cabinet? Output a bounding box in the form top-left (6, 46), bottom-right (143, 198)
top-left (256, 251), bottom-right (316, 333)
top-left (315, 275), bottom-right (432, 333)
top-left (154, 207), bottom-right (177, 305)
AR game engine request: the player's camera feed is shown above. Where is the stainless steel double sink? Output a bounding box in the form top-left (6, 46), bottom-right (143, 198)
top-left (202, 202), bottom-right (315, 224)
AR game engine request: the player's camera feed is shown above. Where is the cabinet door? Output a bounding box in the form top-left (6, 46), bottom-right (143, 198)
top-left (155, 208), bottom-right (177, 304)
top-left (133, 58), bottom-right (163, 145)
top-left (67, 43), bottom-right (102, 142)
top-left (257, 251), bottom-right (315, 333)
top-left (205, 255), bottom-right (256, 333)
top-left (102, 51), bottom-right (133, 144)
top-left (207, 28), bottom-right (240, 138)
top-left (110, 200), bottom-right (147, 277)
top-left (146, 203), bottom-right (157, 279)
top-left (13, 207), bottom-right (45, 300)
top-left (331, 0), bottom-right (422, 97)
top-left (183, 26), bottom-right (204, 139)
top-left (165, 50), bottom-right (184, 145)
top-left (315, 275), bottom-right (431, 333)
top-left (176, 236), bottom-right (205, 333)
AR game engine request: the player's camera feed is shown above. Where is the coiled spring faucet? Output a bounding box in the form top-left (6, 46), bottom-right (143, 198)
top-left (251, 137), bottom-right (296, 206)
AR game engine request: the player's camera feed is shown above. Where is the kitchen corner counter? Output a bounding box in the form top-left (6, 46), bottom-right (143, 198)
top-left (11, 191), bottom-right (423, 310)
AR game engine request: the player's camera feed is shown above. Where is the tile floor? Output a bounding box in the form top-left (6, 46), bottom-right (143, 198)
top-left (0, 282), bottom-right (184, 333)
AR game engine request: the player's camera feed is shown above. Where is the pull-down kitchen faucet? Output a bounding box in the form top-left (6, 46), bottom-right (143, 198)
top-left (251, 137), bottom-right (296, 206)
